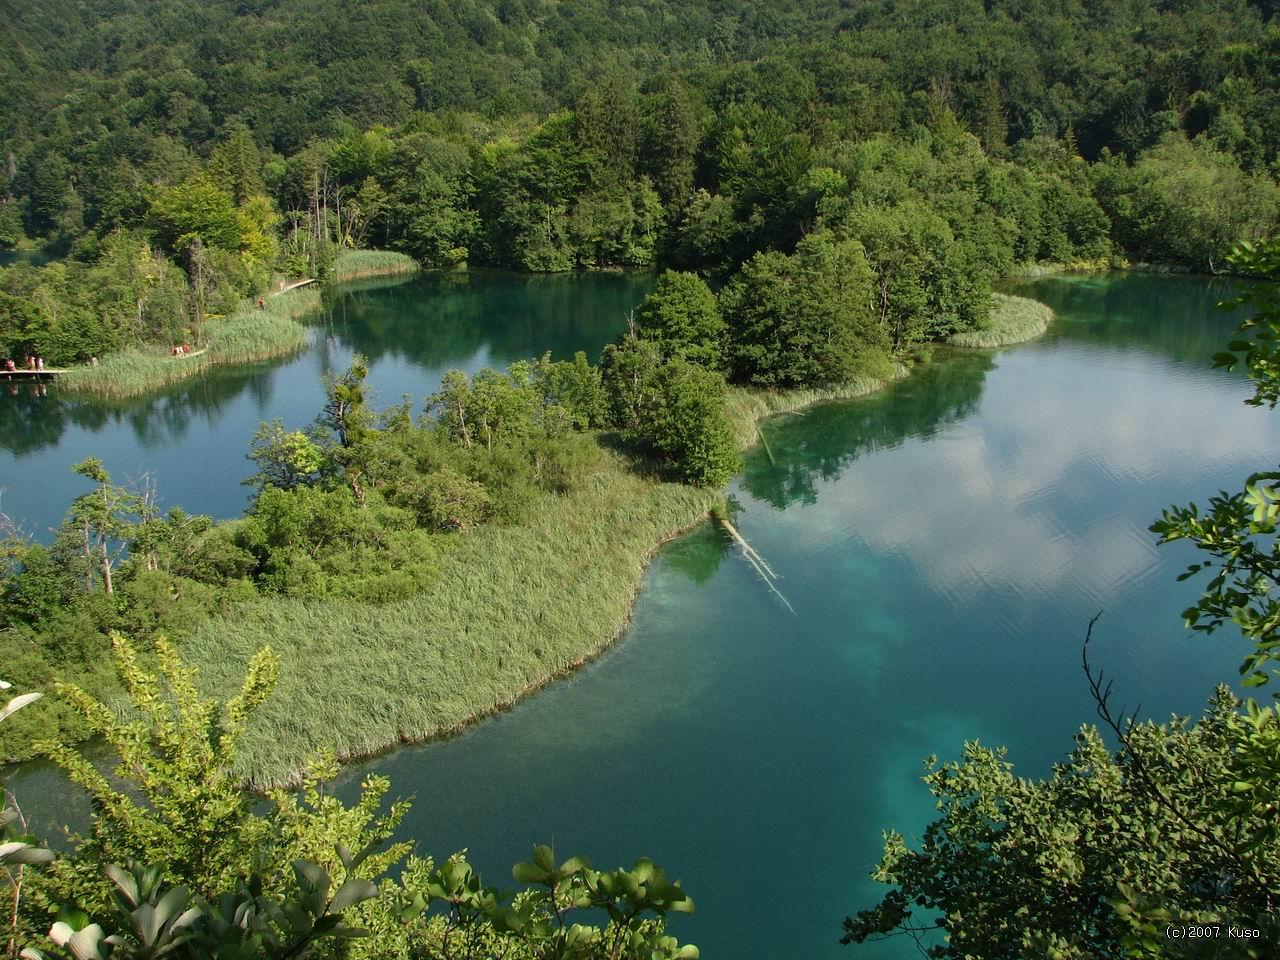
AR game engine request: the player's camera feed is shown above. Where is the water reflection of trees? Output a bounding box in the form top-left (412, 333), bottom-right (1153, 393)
top-left (740, 352), bottom-right (995, 510)
top-left (317, 270), bottom-right (653, 369)
top-left (0, 363), bottom-right (280, 456)
top-left (1004, 273), bottom-right (1241, 365)
top-left (662, 521), bottom-right (732, 586)
top-left (1, 270), bottom-right (650, 458)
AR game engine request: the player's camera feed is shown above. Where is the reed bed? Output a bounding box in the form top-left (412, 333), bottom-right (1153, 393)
top-left (947, 293), bottom-right (1054, 348)
top-left (178, 290), bottom-right (1057, 788)
top-left (183, 454), bottom-right (715, 788)
top-left (723, 373), bottom-right (899, 447)
top-left (59, 289), bottom-right (319, 398)
top-left (332, 249), bottom-right (419, 283)
top-left (181, 373), bottom-right (919, 787)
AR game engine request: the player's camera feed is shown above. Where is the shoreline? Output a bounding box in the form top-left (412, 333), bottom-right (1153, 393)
top-left (254, 373), bottom-right (906, 790)
top-left (17, 290), bottom-right (1055, 789)
top-left (237, 294), bottom-right (1058, 788)
top-left (56, 252), bottom-right (420, 400)
top-left (947, 292), bottom-right (1055, 348)
top-left (192, 364), bottom-right (990, 789)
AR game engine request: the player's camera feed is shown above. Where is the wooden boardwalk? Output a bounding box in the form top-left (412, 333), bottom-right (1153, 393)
top-left (3, 368), bottom-right (67, 378)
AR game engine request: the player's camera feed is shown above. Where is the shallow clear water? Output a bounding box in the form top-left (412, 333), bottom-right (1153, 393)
top-left (328, 273), bottom-right (1274, 959)
top-left (0, 270), bottom-right (650, 534)
top-left (5, 272), bottom-right (1273, 958)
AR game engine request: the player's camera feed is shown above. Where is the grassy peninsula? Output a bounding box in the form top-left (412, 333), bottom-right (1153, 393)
top-left (948, 292), bottom-right (1055, 348)
top-left (185, 373), bottom-right (904, 788)
top-left (0, 275), bottom-right (1036, 785)
top-left (7, 0), bottom-right (1280, 955)
top-left (55, 251), bottom-right (418, 398)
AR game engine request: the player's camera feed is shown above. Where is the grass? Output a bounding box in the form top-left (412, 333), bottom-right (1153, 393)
top-left (948, 293), bottom-right (1055, 348)
top-left (1008, 257), bottom-right (1121, 277)
top-left (179, 369), bottom-right (913, 787)
top-left (724, 373), bottom-right (902, 447)
top-left (170, 287), bottom-right (1050, 788)
top-left (58, 250), bottom-right (417, 399)
top-left (183, 453), bottom-right (716, 788)
top-left (58, 288), bottom-right (321, 398)
top-left (332, 249), bottom-right (419, 283)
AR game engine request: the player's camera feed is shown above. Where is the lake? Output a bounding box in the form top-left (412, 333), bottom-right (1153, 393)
top-left (3, 272), bottom-right (1270, 958)
top-left (0, 270), bottom-right (652, 535)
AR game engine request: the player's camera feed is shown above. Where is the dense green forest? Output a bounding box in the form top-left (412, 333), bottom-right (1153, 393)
top-left (4, 1), bottom-right (1280, 958)
top-left (5, 0), bottom-right (1280, 367)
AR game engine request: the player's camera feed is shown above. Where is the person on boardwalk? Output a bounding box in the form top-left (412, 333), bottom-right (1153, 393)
top-left (36, 356), bottom-right (44, 371)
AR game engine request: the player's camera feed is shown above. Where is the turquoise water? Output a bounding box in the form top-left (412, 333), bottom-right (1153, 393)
top-left (0, 270), bottom-right (650, 535)
top-left (4, 272), bottom-right (1273, 958)
top-left (328, 274), bottom-right (1274, 958)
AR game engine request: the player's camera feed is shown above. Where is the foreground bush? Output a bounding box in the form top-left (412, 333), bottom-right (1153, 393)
top-left (9, 635), bottom-right (698, 960)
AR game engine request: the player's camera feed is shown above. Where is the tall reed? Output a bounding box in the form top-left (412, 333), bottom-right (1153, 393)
top-left (183, 453), bottom-right (715, 788)
top-left (332, 250), bottom-right (419, 283)
top-left (59, 289), bottom-right (320, 398)
top-left (948, 293), bottom-right (1054, 348)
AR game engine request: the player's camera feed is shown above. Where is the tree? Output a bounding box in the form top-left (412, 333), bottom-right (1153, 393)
top-left (0, 293), bottom-right (51, 361)
top-left (55, 459), bottom-right (142, 596)
top-left (721, 232), bottom-right (890, 387)
top-left (16, 638), bottom-right (700, 960)
top-left (2, 678), bottom-right (52, 960)
top-left (35, 633), bottom-right (409, 914)
top-left (535, 351), bottom-right (607, 430)
top-left (208, 121), bottom-right (267, 204)
top-left (1093, 136), bottom-right (1280, 272)
top-left (842, 687), bottom-right (1280, 959)
top-left (244, 421), bottom-right (326, 493)
top-left (602, 336), bottom-right (740, 487)
top-left (146, 179), bottom-right (243, 254)
top-left (631, 271), bottom-right (725, 368)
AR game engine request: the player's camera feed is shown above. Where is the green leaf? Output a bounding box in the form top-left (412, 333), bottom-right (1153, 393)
top-left (512, 861), bottom-right (550, 884)
top-left (329, 876), bottom-right (379, 914)
top-left (532, 844), bottom-right (555, 872)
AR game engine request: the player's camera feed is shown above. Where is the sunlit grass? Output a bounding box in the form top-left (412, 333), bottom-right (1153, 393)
top-left (184, 372), bottom-right (919, 787)
top-left (58, 250), bottom-right (416, 399)
top-left (172, 287), bottom-right (1051, 787)
top-left (183, 449), bottom-right (716, 788)
top-left (724, 375), bottom-right (897, 448)
top-left (59, 289), bottom-right (320, 398)
top-left (948, 293), bottom-right (1054, 348)
top-left (332, 249), bottom-right (419, 283)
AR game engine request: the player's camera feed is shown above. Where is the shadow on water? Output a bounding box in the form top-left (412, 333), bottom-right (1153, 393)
top-left (1004, 272), bottom-right (1242, 363)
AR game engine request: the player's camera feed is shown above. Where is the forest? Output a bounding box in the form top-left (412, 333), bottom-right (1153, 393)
top-left (4, 0), bottom-right (1280, 369)
top-left (2, 1), bottom-right (1280, 958)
